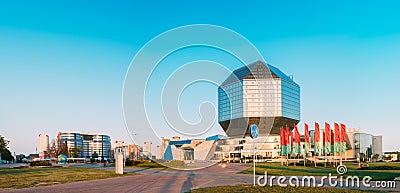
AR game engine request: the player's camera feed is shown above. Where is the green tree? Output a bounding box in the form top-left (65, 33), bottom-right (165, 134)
top-left (0, 135), bottom-right (8, 150)
top-left (49, 139), bottom-right (57, 158)
top-left (372, 153), bottom-right (380, 162)
top-left (396, 151), bottom-right (400, 161)
top-left (57, 140), bottom-right (68, 156)
top-left (0, 135), bottom-right (14, 161)
top-left (70, 146), bottom-right (82, 158)
top-left (92, 151), bottom-right (99, 159)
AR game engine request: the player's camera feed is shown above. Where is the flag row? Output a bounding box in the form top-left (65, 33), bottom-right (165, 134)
top-left (279, 123), bottom-right (347, 156)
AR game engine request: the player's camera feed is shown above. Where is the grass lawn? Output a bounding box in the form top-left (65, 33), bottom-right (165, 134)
top-left (239, 162), bottom-right (400, 181)
top-left (0, 167), bottom-right (130, 190)
top-left (189, 184), bottom-right (377, 193)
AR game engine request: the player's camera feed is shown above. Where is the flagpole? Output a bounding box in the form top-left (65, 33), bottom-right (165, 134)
top-left (324, 130), bottom-right (327, 168)
top-left (340, 152), bottom-right (342, 165)
top-left (325, 146), bottom-right (327, 168)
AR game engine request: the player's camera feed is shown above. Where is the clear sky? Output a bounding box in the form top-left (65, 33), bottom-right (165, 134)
top-left (1, 1), bottom-right (400, 154)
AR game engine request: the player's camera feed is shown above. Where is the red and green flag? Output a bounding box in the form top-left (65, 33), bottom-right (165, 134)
top-left (304, 123), bottom-right (310, 154)
top-left (325, 123), bottom-right (331, 154)
top-left (280, 127), bottom-right (287, 156)
top-left (293, 124), bottom-right (301, 155)
top-left (314, 122), bottom-right (320, 155)
top-left (340, 124), bottom-right (347, 153)
top-left (334, 123), bottom-right (341, 153)
top-left (286, 125), bottom-right (292, 155)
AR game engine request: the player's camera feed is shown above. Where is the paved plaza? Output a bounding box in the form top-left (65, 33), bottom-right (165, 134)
top-left (2, 164), bottom-right (399, 193)
top-left (2, 164), bottom-right (251, 193)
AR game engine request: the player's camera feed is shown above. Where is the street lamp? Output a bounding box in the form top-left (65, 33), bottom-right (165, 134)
top-left (132, 134), bottom-right (138, 160)
top-left (132, 134), bottom-right (137, 145)
top-left (102, 135), bottom-right (106, 167)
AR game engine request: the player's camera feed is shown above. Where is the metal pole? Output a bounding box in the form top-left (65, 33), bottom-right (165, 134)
top-left (340, 152), bottom-right (343, 165)
top-left (324, 144), bottom-right (327, 168)
top-left (253, 138), bottom-right (255, 186)
top-left (102, 135), bottom-right (105, 167)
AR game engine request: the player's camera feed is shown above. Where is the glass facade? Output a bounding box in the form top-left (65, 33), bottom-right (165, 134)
top-left (91, 134), bottom-right (111, 158)
top-left (218, 81), bottom-right (243, 122)
top-left (354, 133), bottom-right (373, 162)
top-left (60, 133), bottom-right (83, 157)
top-left (281, 79), bottom-right (300, 120)
top-left (218, 64), bottom-right (300, 122)
top-left (59, 132), bottom-right (111, 158)
top-left (218, 61), bottom-right (300, 137)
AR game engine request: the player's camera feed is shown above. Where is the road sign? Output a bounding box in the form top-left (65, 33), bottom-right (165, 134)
top-left (250, 124), bottom-right (259, 139)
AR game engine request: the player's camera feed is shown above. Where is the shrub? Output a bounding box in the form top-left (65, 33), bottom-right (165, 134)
top-left (125, 159), bottom-right (133, 166)
top-left (136, 161), bottom-right (165, 168)
top-left (30, 161), bottom-right (52, 167)
top-left (124, 159), bottom-right (146, 166)
top-left (163, 160), bottom-right (184, 168)
top-left (133, 160), bottom-right (145, 166)
top-left (358, 165), bottom-right (400, 170)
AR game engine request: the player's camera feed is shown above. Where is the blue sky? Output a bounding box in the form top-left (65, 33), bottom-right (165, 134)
top-left (1, 1), bottom-right (400, 154)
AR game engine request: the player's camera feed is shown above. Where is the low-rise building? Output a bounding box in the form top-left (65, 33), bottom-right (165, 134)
top-left (155, 128), bottom-right (383, 163)
top-left (160, 135), bottom-right (223, 162)
top-left (383, 152), bottom-right (398, 162)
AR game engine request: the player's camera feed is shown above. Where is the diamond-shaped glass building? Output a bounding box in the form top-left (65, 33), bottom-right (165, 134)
top-left (218, 61), bottom-right (300, 138)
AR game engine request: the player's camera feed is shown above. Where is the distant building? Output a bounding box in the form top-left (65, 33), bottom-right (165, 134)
top-left (143, 142), bottom-right (152, 159)
top-left (57, 132), bottom-right (111, 158)
top-left (28, 153), bottom-right (39, 161)
top-left (125, 144), bottom-right (141, 160)
top-left (343, 128), bottom-right (382, 162)
top-left (372, 136), bottom-right (383, 160)
top-left (156, 145), bottom-right (163, 160)
top-left (383, 152), bottom-right (398, 161)
top-left (109, 141), bottom-right (142, 160)
top-left (38, 134), bottom-right (49, 159)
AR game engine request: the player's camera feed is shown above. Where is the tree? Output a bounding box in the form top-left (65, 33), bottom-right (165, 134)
top-left (0, 135), bottom-right (9, 150)
top-left (92, 151), bottom-right (99, 159)
top-left (0, 135), bottom-right (14, 162)
top-left (396, 151), bottom-right (400, 161)
top-left (372, 154), bottom-right (380, 162)
top-left (49, 139), bottom-right (58, 158)
top-left (383, 154), bottom-right (392, 161)
top-left (15, 154), bottom-right (26, 163)
top-left (57, 140), bottom-right (68, 156)
top-left (70, 146), bottom-right (82, 158)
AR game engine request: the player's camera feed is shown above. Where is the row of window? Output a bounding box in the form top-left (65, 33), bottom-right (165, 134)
top-left (242, 80), bottom-right (280, 85)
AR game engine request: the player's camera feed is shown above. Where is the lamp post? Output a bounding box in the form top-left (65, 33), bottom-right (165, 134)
top-left (132, 134), bottom-right (137, 145)
top-left (132, 134), bottom-right (137, 160)
top-left (102, 135), bottom-right (106, 167)
top-left (250, 124), bottom-right (259, 186)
